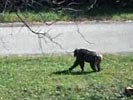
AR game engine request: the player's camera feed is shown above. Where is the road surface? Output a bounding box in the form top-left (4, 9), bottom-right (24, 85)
top-left (0, 21), bottom-right (133, 55)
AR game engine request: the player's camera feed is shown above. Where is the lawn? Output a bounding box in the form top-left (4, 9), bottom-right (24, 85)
top-left (0, 7), bottom-right (133, 22)
top-left (0, 54), bottom-right (133, 100)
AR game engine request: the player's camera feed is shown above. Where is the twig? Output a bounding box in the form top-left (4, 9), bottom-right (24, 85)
top-left (15, 12), bottom-right (47, 35)
top-left (38, 34), bottom-right (44, 54)
top-left (75, 22), bottom-right (93, 45)
top-left (87, 0), bottom-right (97, 10)
top-left (52, 33), bottom-right (63, 39)
top-left (26, 3), bottom-right (58, 26)
top-left (2, 0), bottom-right (9, 14)
top-left (15, 12), bottom-right (63, 49)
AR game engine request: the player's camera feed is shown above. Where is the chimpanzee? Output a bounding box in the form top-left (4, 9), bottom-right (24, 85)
top-left (69, 49), bottom-right (103, 72)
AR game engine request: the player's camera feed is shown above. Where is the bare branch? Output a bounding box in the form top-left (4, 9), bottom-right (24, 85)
top-left (62, 7), bottom-right (82, 12)
top-left (16, 12), bottom-right (47, 35)
top-left (38, 34), bottom-right (44, 54)
top-left (75, 22), bottom-right (93, 45)
top-left (15, 12), bottom-right (63, 49)
top-left (52, 33), bottom-right (63, 39)
top-left (44, 33), bottom-right (63, 49)
top-left (25, 3), bottom-right (58, 26)
top-left (66, 2), bottom-right (80, 7)
top-left (0, 0), bottom-right (98, 55)
top-left (53, 0), bottom-right (66, 5)
top-left (2, 0), bottom-right (9, 14)
top-left (37, 13), bottom-right (57, 26)
top-left (87, 0), bottom-right (97, 10)
top-left (53, 0), bottom-right (97, 12)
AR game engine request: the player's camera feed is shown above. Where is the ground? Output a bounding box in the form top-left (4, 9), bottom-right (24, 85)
top-left (0, 54), bottom-right (132, 100)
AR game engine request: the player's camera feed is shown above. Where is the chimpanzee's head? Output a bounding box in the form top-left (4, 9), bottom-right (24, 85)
top-left (74, 49), bottom-right (78, 57)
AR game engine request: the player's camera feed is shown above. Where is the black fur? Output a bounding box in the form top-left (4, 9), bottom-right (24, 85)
top-left (69, 49), bottom-right (102, 72)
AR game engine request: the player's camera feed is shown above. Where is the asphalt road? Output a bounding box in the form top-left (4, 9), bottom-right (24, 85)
top-left (0, 21), bottom-right (133, 55)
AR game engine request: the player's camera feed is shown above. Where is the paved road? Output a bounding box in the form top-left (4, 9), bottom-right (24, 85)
top-left (0, 21), bottom-right (133, 55)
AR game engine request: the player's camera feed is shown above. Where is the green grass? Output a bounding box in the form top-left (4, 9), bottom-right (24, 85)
top-left (0, 7), bottom-right (133, 22)
top-left (0, 54), bottom-right (133, 100)
top-left (0, 11), bottom-right (70, 23)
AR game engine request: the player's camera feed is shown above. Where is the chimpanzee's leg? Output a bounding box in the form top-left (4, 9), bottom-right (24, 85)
top-left (69, 59), bottom-right (80, 71)
top-left (95, 56), bottom-right (102, 72)
top-left (90, 62), bottom-right (98, 72)
top-left (97, 63), bottom-right (101, 71)
top-left (80, 61), bottom-right (85, 72)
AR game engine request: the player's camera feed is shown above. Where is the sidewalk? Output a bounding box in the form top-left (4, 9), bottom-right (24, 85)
top-left (0, 21), bottom-right (133, 55)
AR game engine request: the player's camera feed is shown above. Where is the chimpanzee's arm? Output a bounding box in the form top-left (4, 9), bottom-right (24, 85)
top-left (69, 59), bottom-right (80, 71)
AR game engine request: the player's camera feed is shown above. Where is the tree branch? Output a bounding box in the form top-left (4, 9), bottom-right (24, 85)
top-left (75, 22), bottom-right (93, 45)
top-left (15, 12), bottom-right (63, 49)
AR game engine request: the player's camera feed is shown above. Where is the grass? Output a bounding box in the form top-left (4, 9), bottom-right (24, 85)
top-left (0, 54), bottom-right (133, 100)
top-left (0, 7), bottom-right (133, 22)
top-left (0, 11), bottom-right (70, 23)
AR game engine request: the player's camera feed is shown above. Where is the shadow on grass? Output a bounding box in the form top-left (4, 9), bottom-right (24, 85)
top-left (53, 70), bottom-right (95, 75)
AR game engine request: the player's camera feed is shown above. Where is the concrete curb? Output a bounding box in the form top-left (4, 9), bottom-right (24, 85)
top-left (0, 20), bottom-right (133, 27)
